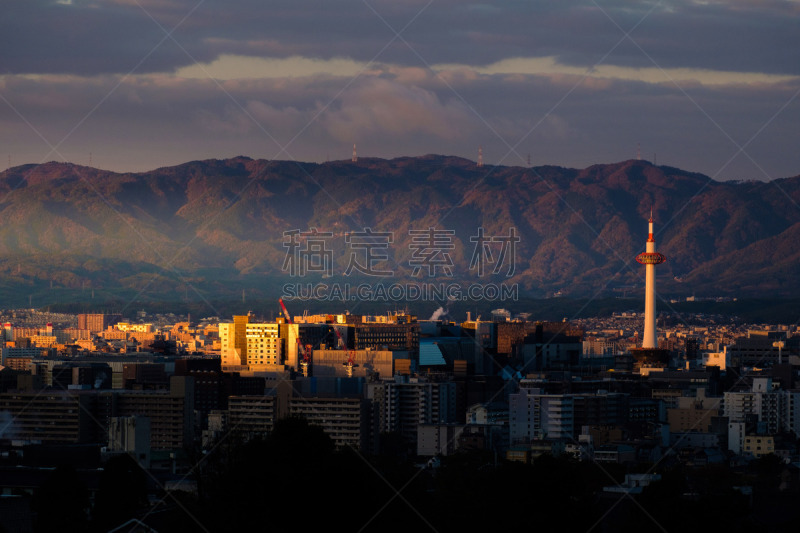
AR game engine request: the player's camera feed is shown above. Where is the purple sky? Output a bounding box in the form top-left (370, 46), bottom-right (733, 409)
top-left (1, 0), bottom-right (798, 180)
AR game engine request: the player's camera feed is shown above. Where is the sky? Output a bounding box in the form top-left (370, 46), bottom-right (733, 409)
top-left (1, 0), bottom-right (799, 180)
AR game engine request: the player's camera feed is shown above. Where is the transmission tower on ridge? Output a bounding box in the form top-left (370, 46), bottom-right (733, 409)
top-left (477, 146), bottom-right (483, 167)
top-left (352, 144), bottom-right (357, 162)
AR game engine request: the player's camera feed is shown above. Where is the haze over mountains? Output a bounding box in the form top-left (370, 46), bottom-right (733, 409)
top-left (0, 155), bottom-right (798, 307)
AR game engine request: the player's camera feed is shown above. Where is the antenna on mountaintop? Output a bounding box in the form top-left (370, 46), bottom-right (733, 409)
top-left (478, 146), bottom-right (483, 168)
top-left (352, 144), bottom-right (357, 162)
top-left (637, 143), bottom-right (641, 161)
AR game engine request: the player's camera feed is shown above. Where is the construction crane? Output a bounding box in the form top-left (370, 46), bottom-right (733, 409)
top-left (343, 349), bottom-right (358, 378)
top-left (278, 298), bottom-right (293, 323)
top-left (279, 298), bottom-right (311, 376)
top-left (330, 324), bottom-right (358, 377)
top-left (332, 325), bottom-right (345, 350)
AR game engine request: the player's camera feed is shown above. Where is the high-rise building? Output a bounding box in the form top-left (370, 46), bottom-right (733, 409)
top-left (220, 315), bottom-right (251, 371)
top-left (232, 314), bottom-right (250, 363)
top-left (367, 377), bottom-right (457, 445)
top-left (245, 322), bottom-right (281, 370)
top-left (77, 313), bottom-right (122, 333)
top-left (723, 377), bottom-right (780, 435)
top-left (509, 388), bottom-right (574, 443)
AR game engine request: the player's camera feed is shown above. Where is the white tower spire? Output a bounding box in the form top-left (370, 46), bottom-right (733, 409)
top-left (636, 211), bottom-right (666, 349)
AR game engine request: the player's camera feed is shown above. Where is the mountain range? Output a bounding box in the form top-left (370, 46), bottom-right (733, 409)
top-left (0, 155), bottom-right (798, 309)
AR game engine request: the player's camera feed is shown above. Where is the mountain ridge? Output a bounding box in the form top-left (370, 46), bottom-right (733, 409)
top-left (0, 154), bottom-right (798, 305)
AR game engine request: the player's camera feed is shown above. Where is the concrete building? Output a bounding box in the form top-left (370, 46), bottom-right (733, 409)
top-left (723, 377), bottom-right (780, 435)
top-left (96, 376), bottom-right (195, 450)
top-left (743, 435), bottom-right (775, 458)
top-left (509, 388), bottom-right (574, 443)
top-left (779, 389), bottom-right (800, 439)
top-left (521, 327), bottom-right (583, 371)
top-left (227, 395), bottom-right (280, 439)
top-left (417, 424), bottom-right (466, 456)
top-left (0, 391), bottom-right (100, 444)
top-left (289, 396), bottom-right (371, 450)
top-left (666, 389), bottom-right (722, 433)
top-left (726, 330), bottom-right (795, 367)
top-left (115, 323), bottom-right (154, 333)
top-left (107, 416), bottom-right (151, 469)
top-left (245, 322), bottom-right (282, 370)
top-left (367, 377), bottom-right (457, 445)
top-left (311, 349), bottom-right (394, 379)
top-left (340, 322), bottom-right (420, 355)
top-left (219, 322), bottom-right (242, 370)
top-left (220, 314), bottom-right (252, 371)
top-left (77, 313), bottom-right (122, 333)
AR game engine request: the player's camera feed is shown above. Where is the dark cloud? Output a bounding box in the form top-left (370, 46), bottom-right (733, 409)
top-left (1, 1), bottom-right (797, 75)
top-left (2, 64), bottom-right (797, 180)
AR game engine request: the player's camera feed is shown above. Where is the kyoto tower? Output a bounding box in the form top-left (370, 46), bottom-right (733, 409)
top-left (636, 211), bottom-right (667, 348)
top-left (632, 211), bottom-right (669, 369)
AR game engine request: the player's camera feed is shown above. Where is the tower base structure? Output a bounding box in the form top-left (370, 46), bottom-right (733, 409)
top-left (630, 347), bottom-right (670, 373)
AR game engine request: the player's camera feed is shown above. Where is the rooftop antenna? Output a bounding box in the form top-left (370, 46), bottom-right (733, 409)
top-left (478, 146), bottom-right (483, 168)
top-left (352, 144), bottom-right (357, 163)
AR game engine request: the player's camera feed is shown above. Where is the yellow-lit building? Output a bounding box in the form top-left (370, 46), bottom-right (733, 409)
top-left (743, 435), bottom-right (774, 458)
top-left (29, 335), bottom-right (58, 348)
top-left (219, 323), bottom-right (242, 371)
top-left (115, 322), bottom-right (154, 333)
top-left (221, 315), bottom-right (287, 373)
top-left (245, 323), bottom-right (281, 370)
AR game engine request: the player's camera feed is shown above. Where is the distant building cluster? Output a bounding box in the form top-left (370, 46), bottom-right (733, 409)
top-left (1, 301), bottom-right (800, 501)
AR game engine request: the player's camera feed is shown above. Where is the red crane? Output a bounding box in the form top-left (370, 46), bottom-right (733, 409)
top-left (332, 325), bottom-right (345, 350)
top-left (278, 298), bottom-right (293, 323)
top-left (330, 324), bottom-right (357, 377)
top-left (343, 349), bottom-right (358, 378)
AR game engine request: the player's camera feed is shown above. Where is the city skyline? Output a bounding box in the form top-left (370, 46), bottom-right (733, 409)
top-left (0, 1), bottom-right (798, 180)
top-left (2, 3), bottom-right (800, 530)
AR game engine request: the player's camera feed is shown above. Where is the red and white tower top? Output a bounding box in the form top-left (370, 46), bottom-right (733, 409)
top-left (637, 209), bottom-right (666, 266)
